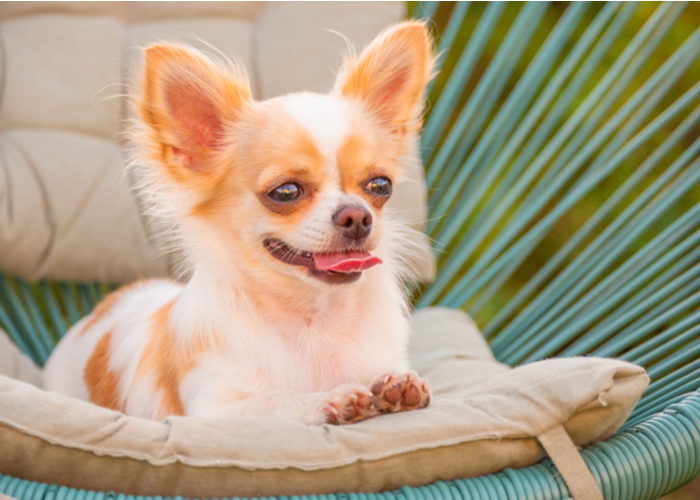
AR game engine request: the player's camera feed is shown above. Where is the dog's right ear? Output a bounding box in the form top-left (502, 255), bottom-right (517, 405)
top-left (138, 44), bottom-right (251, 185)
top-left (335, 22), bottom-right (434, 142)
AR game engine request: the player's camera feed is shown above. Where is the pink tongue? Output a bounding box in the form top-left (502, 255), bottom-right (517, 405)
top-left (313, 251), bottom-right (383, 273)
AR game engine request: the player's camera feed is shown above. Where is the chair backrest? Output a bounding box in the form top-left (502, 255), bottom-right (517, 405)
top-left (0, 2), bottom-right (432, 284)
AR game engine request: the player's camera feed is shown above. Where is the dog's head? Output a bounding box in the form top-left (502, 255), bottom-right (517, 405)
top-left (136, 22), bottom-right (434, 288)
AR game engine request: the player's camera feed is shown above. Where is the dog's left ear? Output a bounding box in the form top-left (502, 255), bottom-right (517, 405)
top-left (335, 21), bottom-right (434, 139)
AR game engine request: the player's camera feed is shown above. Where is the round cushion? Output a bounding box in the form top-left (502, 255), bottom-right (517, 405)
top-left (0, 307), bottom-right (648, 497)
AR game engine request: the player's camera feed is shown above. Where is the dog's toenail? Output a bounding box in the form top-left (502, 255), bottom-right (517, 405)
top-left (325, 405), bottom-right (339, 424)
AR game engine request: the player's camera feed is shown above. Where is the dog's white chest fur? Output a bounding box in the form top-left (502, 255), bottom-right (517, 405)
top-left (177, 265), bottom-right (411, 394)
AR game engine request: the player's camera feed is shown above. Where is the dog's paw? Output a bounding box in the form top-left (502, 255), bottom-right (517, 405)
top-left (370, 371), bottom-right (431, 413)
top-left (312, 385), bottom-right (378, 425)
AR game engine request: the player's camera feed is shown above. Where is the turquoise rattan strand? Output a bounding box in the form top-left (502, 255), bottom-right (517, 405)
top-left (1, 391), bottom-right (699, 500)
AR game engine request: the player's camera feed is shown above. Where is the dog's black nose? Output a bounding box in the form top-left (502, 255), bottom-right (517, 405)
top-left (333, 206), bottom-right (372, 241)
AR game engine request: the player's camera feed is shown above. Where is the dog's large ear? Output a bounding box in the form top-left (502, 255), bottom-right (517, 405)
top-left (335, 21), bottom-right (434, 139)
top-left (138, 44), bottom-right (251, 182)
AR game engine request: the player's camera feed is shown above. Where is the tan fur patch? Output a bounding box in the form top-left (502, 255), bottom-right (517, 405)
top-left (83, 330), bottom-right (124, 412)
top-left (337, 134), bottom-right (394, 209)
top-left (134, 301), bottom-right (214, 417)
top-left (191, 104), bottom-right (326, 226)
top-left (78, 280), bottom-right (149, 337)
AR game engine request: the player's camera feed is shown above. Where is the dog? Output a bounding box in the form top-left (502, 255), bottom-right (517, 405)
top-left (43, 21), bottom-right (435, 425)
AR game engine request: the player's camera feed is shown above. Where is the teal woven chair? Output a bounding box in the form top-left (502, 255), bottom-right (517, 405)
top-left (2, 2), bottom-right (700, 499)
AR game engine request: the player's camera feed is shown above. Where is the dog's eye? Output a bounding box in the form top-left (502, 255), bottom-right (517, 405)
top-left (268, 183), bottom-right (302, 203)
top-left (366, 177), bottom-right (392, 196)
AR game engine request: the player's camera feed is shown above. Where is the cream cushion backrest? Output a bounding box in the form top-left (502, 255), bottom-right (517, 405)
top-left (0, 1), bottom-right (432, 284)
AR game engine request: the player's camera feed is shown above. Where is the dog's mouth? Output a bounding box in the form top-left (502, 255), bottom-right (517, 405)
top-left (263, 238), bottom-right (382, 285)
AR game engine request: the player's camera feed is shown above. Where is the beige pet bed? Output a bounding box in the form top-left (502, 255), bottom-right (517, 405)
top-left (0, 307), bottom-right (647, 498)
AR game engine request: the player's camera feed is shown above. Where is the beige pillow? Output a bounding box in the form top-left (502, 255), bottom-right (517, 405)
top-left (0, 328), bottom-right (41, 388)
top-left (0, 307), bottom-right (648, 497)
top-left (0, 130), bottom-right (168, 283)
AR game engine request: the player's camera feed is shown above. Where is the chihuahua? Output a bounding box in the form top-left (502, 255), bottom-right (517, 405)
top-left (43, 21), bottom-right (435, 425)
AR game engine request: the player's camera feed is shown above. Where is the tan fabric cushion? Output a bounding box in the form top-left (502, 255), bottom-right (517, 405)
top-left (0, 3), bottom-right (259, 24)
top-left (0, 2), bottom-right (127, 20)
top-left (0, 307), bottom-right (648, 497)
top-left (256, 2), bottom-right (405, 98)
top-left (0, 129), bottom-right (167, 282)
top-left (127, 19), bottom-right (257, 100)
top-left (0, 329), bottom-right (41, 387)
top-left (0, 14), bottom-right (123, 140)
top-left (128, 2), bottom-right (261, 23)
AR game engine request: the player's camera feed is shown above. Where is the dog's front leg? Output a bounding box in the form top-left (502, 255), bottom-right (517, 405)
top-left (190, 384), bottom-right (380, 425)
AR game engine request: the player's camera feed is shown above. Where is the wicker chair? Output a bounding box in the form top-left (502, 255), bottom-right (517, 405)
top-left (2, 2), bottom-right (700, 499)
